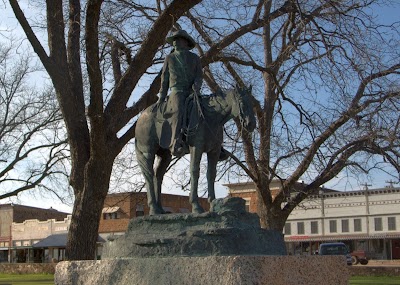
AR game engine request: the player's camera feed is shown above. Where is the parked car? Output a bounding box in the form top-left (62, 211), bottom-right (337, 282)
top-left (351, 250), bottom-right (369, 265)
top-left (317, 242), bottom-right (352, 265)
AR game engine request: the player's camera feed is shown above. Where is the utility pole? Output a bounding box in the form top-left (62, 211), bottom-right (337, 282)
top-left (361, 183), bottom-right (372, 252)
top-left (361, 183), bottom-right (372, 215)
top-left (319, 187), bottom-right (325, 238)
top-left (385, 180), bottom-right (398, 188)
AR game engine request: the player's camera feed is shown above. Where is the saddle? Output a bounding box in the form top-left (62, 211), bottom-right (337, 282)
top-left (154, 94), bottom-right (203, 150)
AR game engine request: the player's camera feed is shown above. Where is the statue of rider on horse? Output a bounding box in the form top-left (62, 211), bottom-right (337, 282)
top-left (135, 30), bottom-right (256, 215)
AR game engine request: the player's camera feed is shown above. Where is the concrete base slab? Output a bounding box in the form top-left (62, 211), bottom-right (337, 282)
top-left (55, 255), bottom-right (350, 285)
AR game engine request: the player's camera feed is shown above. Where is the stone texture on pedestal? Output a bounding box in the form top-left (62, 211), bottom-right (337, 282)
top-left (55, 255), bottom-right (350, 285)
top-left (102, 197), bottom-right (286, 258)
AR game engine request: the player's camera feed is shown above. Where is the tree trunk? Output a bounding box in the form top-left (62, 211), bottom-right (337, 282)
top-left (256, 187), bottom-right (286, 231)
top-left (66, 157), bottom-right (113, 260)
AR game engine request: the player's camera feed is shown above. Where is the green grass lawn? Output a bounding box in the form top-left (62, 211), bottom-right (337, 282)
top-left (0, 274), bottom-right (54, 285)
top-left (350, 276), bottom-right (400, 285)
top-left (0, 274), bottom-right (399, 285)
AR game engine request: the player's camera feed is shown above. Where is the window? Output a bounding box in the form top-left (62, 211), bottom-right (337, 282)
top-left (388, 217), bottom-right (396, 231)
top-left (297, 222), bottom-right (305, 235)
top-left (354, 219), bottom-right (362, 232)
top-left (103, 212), bottom-right (120, 220)
top-left (374, 217), bottom-right (383, 231)
top-left (136, 204), bottom-right (145, 217)
top-left (102, 207), bottom-right (120, 219)
top-left (329, 220), bottom-right (337, 233)
top-left (311, 221), bottom-right (318, 234)
top-left (284, 223), bottom-right (291, 235)
top-left (244, 198), bottom-right (251, 212)
top-left (341, 219), bottom-right (349, 233)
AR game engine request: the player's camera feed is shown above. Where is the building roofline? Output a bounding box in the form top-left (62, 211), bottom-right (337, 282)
top-left (309, 187), bottom-right (400, 199)
top-left (224, 181), bottom-right (400, 196)
top-left (222, 181), bottom-right (255, 187)
top-left (106, 191), bottom-right (201, 199)
top-left (224, 180), bottom-right (337, 194)
top-left (0, 203), bottom-right (70, 215)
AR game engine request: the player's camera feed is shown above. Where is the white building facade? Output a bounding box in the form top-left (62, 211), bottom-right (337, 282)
top-left (11, 216), bottom-right (71, 263)
top-left (227, 182), bottom-right (400, 260)
top-left (284, 187), bottom-right (400, 259)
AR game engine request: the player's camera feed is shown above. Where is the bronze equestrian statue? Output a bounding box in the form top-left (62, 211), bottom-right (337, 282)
top-left (135, 30), bottom-right (256, 215)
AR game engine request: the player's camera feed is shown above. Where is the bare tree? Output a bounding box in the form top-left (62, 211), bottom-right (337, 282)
top-left (187, 0), bottom-right (400, 229)
top-left (0, 39), bottom-right (69, 201)
top-left (7, 0), bottom-right (399, 260)
top-left (7, 0), bottom-right (202, 260)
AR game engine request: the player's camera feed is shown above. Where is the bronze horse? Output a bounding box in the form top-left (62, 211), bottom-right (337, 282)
top-left (135, 86), bottom-right (256, 215)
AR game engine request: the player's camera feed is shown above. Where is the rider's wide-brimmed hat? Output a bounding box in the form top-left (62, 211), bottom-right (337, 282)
top-left (166, 30), bottom-right (196, 49)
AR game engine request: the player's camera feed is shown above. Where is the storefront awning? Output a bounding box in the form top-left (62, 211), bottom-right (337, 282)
top-left (285, 233), bottom-right (400, 242)
top-left (32, 233), bottom-right (105, 248)
top-left (102, 206), bottom-right (120, 213)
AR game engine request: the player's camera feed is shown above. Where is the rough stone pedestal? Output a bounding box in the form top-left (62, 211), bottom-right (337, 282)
top-left (55, 255), bottom-right (350, 285)
top-left (102, 197), bottom-right (286, 258)
top-left (56, 198), bottom-right (349, 284)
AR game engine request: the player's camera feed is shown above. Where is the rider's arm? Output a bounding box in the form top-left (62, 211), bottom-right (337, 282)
top-left (159, 56), bottom-right (170, 102)
top-left (192, 55), bottom-right (203, 94)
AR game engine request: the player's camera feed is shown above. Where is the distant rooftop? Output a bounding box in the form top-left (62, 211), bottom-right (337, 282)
top-left (0, 203), bottom-right (70, 214)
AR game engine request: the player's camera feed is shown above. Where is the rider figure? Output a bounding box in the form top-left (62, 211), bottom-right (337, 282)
top-left (158, 30), bottom-right (203, 157)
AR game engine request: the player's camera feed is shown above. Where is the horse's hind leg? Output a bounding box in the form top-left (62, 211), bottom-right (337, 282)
top-left (189, 148), bottom-right (205, 214)
top-left (207, 149), bottom-right (219, 203)
top-left (135, 144), bottom-right (163, 215)
top-left (154, 149), bottom-right (172, 212)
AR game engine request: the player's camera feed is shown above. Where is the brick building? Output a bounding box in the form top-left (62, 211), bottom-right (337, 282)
top-left (0, 193), bottom-right (210, 262)
top-left (99, 192), bottom-right (210, 238)
top-left (225, 180), bottom-right (317, 212)
top-left (0, 204), bottom-right (69, 262)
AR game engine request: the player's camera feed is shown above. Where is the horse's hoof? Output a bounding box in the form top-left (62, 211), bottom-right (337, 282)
top-left (192, 205), bottom-right (205, 214)
top-left (149, 206), bottom-right (164, 215)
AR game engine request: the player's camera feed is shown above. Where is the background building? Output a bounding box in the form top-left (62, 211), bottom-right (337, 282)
top-left (99, 192), bottom-right (209, 239)
top-left (284, 186), bottom-right (400, 259)
top-left (1, 192), bottom-right (210, 263)
top-left (0, 204), bottom-right (69, 263)
top-left (227, 182), bottom-right (400, 260)
top-left (11, 216), bottom-right (71, 263)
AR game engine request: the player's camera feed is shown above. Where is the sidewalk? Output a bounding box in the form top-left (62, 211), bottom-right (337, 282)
top-left (359, 260), bottom-right (400, 266)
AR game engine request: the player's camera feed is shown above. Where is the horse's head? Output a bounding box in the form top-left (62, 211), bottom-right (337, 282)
top-left (230, 85), bottom-right (256, 132)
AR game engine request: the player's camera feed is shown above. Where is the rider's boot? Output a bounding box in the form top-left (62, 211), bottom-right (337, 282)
top-left (172, 130), bottom-right (189, 157)
top-left (218, 146), bottom-right (229, 161)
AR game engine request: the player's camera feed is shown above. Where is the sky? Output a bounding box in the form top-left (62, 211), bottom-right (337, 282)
top-left (0, 1), bottom-right (399, 214)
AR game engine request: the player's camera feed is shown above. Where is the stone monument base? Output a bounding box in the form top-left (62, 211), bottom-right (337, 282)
top-left (55, 255), bottom-right (350, 285)
top-left (102, 197), bottom-right (286, 258)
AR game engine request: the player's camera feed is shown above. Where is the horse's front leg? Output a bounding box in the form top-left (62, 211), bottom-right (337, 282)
top-left (154, 150), bottom-right (172, 213)
top-left (136, 147), bottom-right (162, 215)
top-left (189, 147), bottom-right (204, 214)
top-left (207, 148), bottom-right (220, 203)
